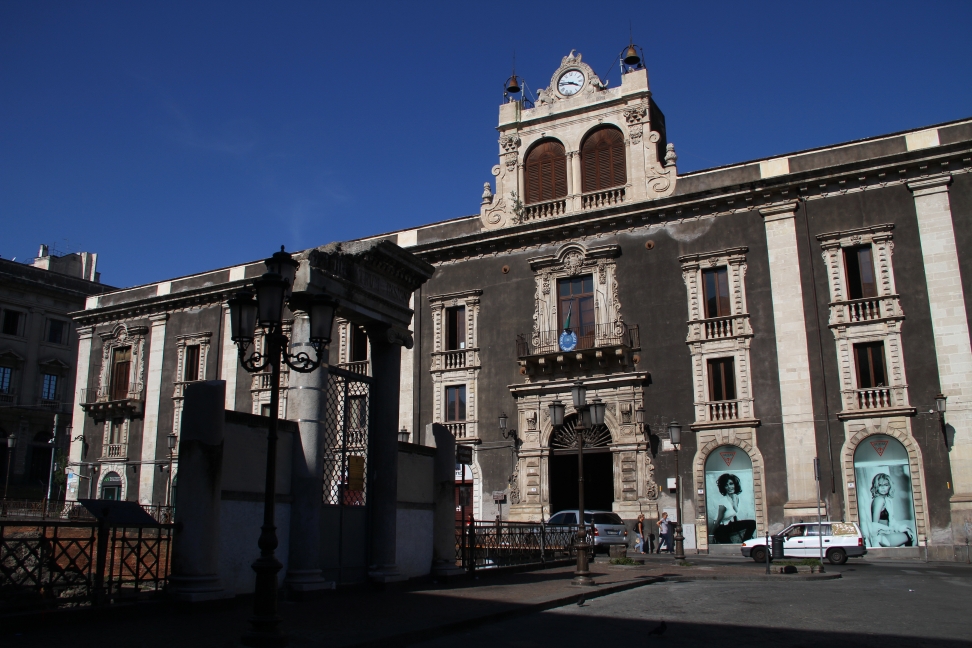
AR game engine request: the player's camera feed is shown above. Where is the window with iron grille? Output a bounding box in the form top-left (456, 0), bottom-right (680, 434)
top-left (707, 357), bottom-right (736, 401)
top-left (445, 385), bottom-right (466, 422)
top-left (854, 342), bottom-right (887, 388)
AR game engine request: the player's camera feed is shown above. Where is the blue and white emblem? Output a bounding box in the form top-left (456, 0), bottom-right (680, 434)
top-left (559, 329), bottom-right (578, 352)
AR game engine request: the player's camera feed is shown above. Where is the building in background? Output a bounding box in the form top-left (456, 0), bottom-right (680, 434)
top-left (66, 50), bottom-right (972, 560)
top-left (0, 246), bottom-right (112, 499)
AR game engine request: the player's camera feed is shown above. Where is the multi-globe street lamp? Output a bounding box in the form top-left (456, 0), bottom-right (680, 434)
top-left (548, 382), bottom-right (605, 587)
top-left (228, 246), bottom-right (337, 646)
top-left (668, 420), bottom-right (686, 561)
top-left (165, 432), bottom-right (177, 507)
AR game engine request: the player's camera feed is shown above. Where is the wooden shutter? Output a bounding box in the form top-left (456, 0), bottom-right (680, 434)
top-left (524, 140), bottom-right (567, 204)
top-left (581, 127), bottom-right (626, 193)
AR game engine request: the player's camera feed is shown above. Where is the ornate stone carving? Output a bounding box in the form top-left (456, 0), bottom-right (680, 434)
top-left (526, 411), bottom-right (537, 431)
top-left (623, 103), bottom-right (647, 124)
top-left (665, 143), bottom-right (677, 167)
top-left (500, 134), bottom-right (521, 152)
top-left (510, 460), bottom-right (521, 505)
top-left (482, 182), bottom-right (493, 205)
top-left (563, 251), bottom-right (584, 276)
top-left (645, 452), bottom-right (659, 500)
top-left (629, 124), bottom-right (644, 145)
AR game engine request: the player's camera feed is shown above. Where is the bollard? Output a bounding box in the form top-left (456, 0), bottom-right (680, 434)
top-left (765, 531), bottom-right (771, 574)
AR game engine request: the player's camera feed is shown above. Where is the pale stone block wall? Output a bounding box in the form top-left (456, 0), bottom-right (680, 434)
top-left (137, 314), bottom-right (168, 504)
top-left (760, 203), bottom-right (818, 511)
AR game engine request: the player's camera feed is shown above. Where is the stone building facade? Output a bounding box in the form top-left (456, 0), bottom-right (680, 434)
top-left (0, 248), bottom-right (111, 499)
top-left (67, 50), bottom-right (972, 560)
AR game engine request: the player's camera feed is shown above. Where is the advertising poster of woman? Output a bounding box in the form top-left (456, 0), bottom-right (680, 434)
top-left (704, 445), bottom-right (757, 544)
top-left (854, 435), bottom-right (917, 548)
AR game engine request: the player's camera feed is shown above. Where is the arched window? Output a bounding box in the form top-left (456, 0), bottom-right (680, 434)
top-left (524, 140), bottom-right (567, 205)
top-left (101, 471), bottom-right (122, 500)
top-left (581, 127), bottom-right (626, 193)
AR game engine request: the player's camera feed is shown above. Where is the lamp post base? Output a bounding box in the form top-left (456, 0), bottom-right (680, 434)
top-left (674, 528), bottom-right (686, 561)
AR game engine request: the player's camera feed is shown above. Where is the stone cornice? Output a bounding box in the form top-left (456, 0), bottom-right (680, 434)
top-left (758, 201), bottom-right (800, 220)
top-left (907, 172), bottom-right (952, 196)
top-left (816, 223), bottom-right (895, 244)
top-left (677, 246), bottom-right (749, 265)
top-left (71, 280), bottom-right (249, 327)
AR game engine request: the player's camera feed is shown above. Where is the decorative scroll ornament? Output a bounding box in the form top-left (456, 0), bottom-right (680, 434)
top-left (551, 415), bottom-right (612, 450)
top-left (564, 251), bottom-right (584, 276)
top-left (509, 460), bottom-right (521, 504)
top-left (645, 452), bottom-right (659, 500)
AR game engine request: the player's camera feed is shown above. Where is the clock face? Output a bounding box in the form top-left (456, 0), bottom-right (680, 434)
top-left (559, 330), bottom-right (578, 352)
top-left (557, 70), bottom-right (585, 96)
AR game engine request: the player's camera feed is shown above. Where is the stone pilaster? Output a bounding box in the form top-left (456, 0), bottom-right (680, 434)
top-left (759, 202), bottom-right (819, 517)
top-left (138, 313), bottom-right (168, 504)
top-left (220, 306), bottom-right (238, 410)
top-left (67, 326), bottom-right (95, 500)
top-left (908, 174), bottom-right (972, 547)
top-left (284, 312), bottom-right (333, 592)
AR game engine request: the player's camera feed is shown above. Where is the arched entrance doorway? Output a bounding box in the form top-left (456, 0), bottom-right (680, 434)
top-left (704, 445), bottom-right (758, 545)
top-left (853, 435), bottom-right (917, 548)
top-left (101, 471), bottom-right (122, 500)
top-left (549, 414), bottom-right (613, 512)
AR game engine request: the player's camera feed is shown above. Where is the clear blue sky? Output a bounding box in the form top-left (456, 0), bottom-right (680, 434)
top-left (2, 1), bottom-right (970, 288)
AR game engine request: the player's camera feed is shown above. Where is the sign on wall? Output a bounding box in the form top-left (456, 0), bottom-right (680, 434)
top-left (704, 445), bottom-right (757, 544)
top-left (854, 435), bottom-right (917, 548)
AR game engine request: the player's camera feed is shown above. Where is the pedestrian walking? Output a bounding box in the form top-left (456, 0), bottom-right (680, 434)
top-left (636, 514), bottom-right (647, 554)
top-left (657, 512), bottom-right (673, 553)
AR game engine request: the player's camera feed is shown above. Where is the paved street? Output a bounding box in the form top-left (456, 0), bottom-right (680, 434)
top-left (416, 561), bottom-right (972, 648)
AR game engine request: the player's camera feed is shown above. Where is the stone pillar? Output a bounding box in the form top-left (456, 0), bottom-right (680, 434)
top-left (571, 151), bottom-right (583, 211)
top-left (367, 324), bottom-right (409, 583)
top-left (430, 423), bottom-right (463, 578)
top-left (284, 312), bottom-right (334, 592)
top-left (220, 306), bottom-right (238, 410)
top-left (138, 313), bottom-right (168, 505)
top-left (759, 202), bottom-right (819, 519)
top-left (68, 326), bottom-right (95, 499)
top-left (398, 294), bottom-right (415, 440)
top-left (908, 174), bottom-right (972, 549)
top-left (168, 381), bottom-right (230, 601)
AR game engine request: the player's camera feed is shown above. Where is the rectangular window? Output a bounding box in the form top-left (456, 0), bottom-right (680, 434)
top-left (702, 267), bottom-right (732, 318)
top-left (707, 357), bottom-right (737, 401)
top-left (42, 374), bottom-right (58, 401)
top-left (47, 319), bottom-right (67, 344)
top-left (445, 385), bottom-right (466, 422)
top-left (108, 419), bottom-right (124, 445)
top-left (111, 347), bottom-right (132, 400)
top-left (844, 245), bottom-right (878, 300)
top-left (558, 275), bottom-right (595, 335)
top-left (260, 404), bottom-right (272, 417)
top-left (0, 366), bottom-right (11, 393)
top-left (446, 306), bottom-right (466, 350)
top-left (2, 310), bottom-right (22, 336)
top-left (183, 345), bottom-right (200, 381)
top-left (854, 342), bottom-right (887, 388)
top-left (350, 326), bottom-right (368, 362)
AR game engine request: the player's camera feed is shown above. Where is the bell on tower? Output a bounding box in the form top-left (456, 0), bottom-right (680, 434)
top-left (621, 41), bottom-right (644, 71)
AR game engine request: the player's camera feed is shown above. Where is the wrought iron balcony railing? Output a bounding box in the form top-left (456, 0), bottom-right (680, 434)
top-left (337, 360), bottom-right (370, 376)
top-left (516, 322), bottom-right (640, 358)
top-left (80, 383), bottom-right (145, 420)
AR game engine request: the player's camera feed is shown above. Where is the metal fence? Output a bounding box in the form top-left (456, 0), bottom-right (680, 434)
top-left (0, 500), bottom-right (174, 524)
top-left (0, 518), bottom-right (173, 613)
top-left (321, 365), bottom-right (372, 507)
top-left (455, 519), bottom-right (594, 571)
top-left (516, 323), bottom-right (641, 357)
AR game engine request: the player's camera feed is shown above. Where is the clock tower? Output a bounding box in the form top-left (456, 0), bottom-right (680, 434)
top-left (481, 50), bottom-right (677, 230)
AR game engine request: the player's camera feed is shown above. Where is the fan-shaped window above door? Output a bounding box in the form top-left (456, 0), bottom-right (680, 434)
top-left (524, 140), bottom-right (568, 205)
top-left (581, 127), bottom-right (626, 193)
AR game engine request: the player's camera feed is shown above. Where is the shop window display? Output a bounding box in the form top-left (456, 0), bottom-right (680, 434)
top-left (854, 435), bottom-right (917, 548)
top-left (705, 445), bottom-right (757, 544)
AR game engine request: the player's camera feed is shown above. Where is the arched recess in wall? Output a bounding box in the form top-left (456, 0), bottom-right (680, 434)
top-left (840, 421), bottom-right (929, 542)
top-left (523, 139), bottom-right (567, 205)
top-left (581, 126), bottom-right (626, 193)
top-left (693, 430), bottom-right (768, 543)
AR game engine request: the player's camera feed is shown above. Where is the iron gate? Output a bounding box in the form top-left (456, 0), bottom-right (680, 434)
top-left (320, 365), bottom-right (372, 582)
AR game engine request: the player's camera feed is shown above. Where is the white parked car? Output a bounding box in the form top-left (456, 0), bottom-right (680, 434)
top-left (740, 521), bottom-right (867, 565)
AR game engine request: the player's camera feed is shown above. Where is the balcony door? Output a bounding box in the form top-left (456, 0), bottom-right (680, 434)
top-left (558, 276), bottom-right (595, 348)
top-left (110, 347), bottom-right (132, 400)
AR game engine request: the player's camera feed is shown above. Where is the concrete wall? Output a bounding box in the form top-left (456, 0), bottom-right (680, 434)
top-left (396, 442), bottom-right (436, 578)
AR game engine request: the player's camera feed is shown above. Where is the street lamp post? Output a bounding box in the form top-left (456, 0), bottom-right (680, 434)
top-left (165, 432), bottom-right (177, 507)
top-left (3, 434), bottom-right (17, 500)
top-left (935, 393), bottom-right (949, 449)
top-left (46, 414), bottom-right (60, 503)
top-left (668, 420), bottom-right (686, 561)
top-left (548, 382), bottom-right (605, 587)
top-left (228, 246), bottom-right (338, 647)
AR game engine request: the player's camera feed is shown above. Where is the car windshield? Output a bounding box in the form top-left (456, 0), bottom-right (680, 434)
top-left (587, 513), bottom-right (624, 525)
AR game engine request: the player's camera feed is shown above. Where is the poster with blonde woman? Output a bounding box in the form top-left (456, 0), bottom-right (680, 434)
top-left (853, 435), bottom-right (917, 548)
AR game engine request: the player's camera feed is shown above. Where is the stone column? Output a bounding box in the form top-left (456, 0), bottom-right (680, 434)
top-left (220, 306), bottom-right (238, 410)
top-left (138, 313), bottom-right (168, 505)
top-left (68, 326), bottom-right (95, 500)
top-left (284, 312), bottom-right (334, 592)
top-left (759, 202), bottom-right (819, 519)
top-left (571, 151), bottom-right (583, 211)
top-left (367, 324), bottom-right (409, 583)
top-left (398, 294), bottom-right (415, 440)
top-left (908, 174), bottom-right (972, 549)
top-left (168, 380), bottom-right (230, 601)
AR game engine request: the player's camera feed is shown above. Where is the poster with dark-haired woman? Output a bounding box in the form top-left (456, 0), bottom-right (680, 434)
top-left (854, 435), bottom-right (917, 548)
top-left (704, 445), bottom-right (758, 544)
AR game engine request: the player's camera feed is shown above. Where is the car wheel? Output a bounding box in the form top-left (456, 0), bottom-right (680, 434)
top-left (751, 547), bottom-right (767, 563)
top-left (826, 547), bottom-right (847, 565)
